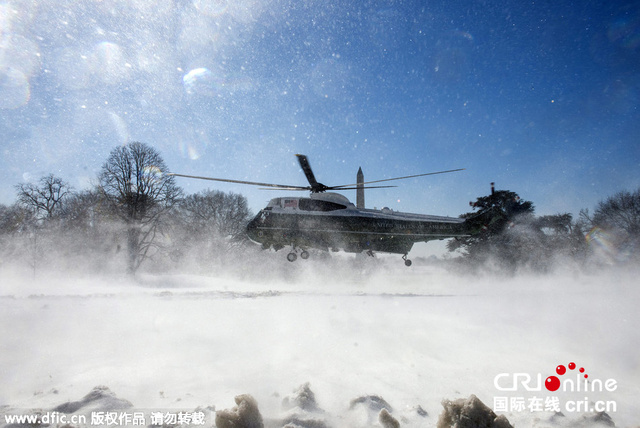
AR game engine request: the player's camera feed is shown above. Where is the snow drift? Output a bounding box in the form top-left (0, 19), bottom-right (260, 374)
top-left (0, 263), bottom-right (638, 427)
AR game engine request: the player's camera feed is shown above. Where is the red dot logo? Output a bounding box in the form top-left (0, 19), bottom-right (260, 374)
top-left (545, 376), bottom-right (561, 392)
top-left (546, 361), bottom-right (589, 391)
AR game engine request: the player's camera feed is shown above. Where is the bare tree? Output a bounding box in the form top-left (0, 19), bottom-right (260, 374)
top-left (588, 188), bottom-right (640, 261)
top-left (0, 203), bottom-right (32, 235)
top-left (99, 142), bottom-right (182, 274)
top-left (60, 189), bottom-right (107, 230)
top-left (12, 175), bottom-right (72, 275)
top-left (57, 189), bottom-right (119, 263)
top-left (173, 189), bottom-right (252, 267)
top-left (180, 189), bottom-right (251, 242)
top-left (0, 203), bottom-right (36, 268)
top-left (592, 189), bottom-right (640, 236)
top-left (15, 174), bottom-right (71, 220)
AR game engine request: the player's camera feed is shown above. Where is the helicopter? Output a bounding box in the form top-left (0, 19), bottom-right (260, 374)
top-left (170, 154), bottom-right (493, 266)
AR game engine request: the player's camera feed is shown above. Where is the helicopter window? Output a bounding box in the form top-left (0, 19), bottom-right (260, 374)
top-left (298, 199), bottom-right (346, 212)
top-left (283, 199), bottom-right (298, 209)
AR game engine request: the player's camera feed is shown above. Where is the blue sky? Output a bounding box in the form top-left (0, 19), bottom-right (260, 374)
top-left (1, 0), bottom-right (639, 222)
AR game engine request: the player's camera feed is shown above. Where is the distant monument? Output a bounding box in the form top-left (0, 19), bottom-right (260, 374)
top-left (356, 167), bottom-right (365, 209)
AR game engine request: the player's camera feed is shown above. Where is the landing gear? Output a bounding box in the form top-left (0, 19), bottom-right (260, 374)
top-left (402, 254), bottom-right (412, 267)
top-left (287, 247), bottom-right (309, 262)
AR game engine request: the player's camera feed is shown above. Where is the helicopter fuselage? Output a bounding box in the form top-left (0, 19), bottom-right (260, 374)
top-left (246, 192), bottom-right (469, 256)
top-left (170, 154), bottom-right (478, 265)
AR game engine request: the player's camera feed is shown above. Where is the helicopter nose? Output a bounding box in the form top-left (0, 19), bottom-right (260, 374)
top-left (245, 213), bottom-right (263, 243)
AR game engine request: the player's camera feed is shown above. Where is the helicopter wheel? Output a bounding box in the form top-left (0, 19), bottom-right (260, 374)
top-left (300, 250), bottom-right (310, 260)
top-left (402, 254), bottom-right (412, 267)
top-left (287, 252), bottom-right (298, 262)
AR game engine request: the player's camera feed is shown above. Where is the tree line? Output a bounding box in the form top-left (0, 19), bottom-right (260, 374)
top-left (1, 141), bottom-right (638, 276)
top-left (1, 142), bottom-right (253, 276)
top-left (446, 186), bottom-right (640, 273)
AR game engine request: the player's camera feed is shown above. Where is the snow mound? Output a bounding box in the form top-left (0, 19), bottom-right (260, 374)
top-left (349, 395), bottom-right (394, 413)
top-left (347, 395), bottom-right (397, 426)
top-left (554, 411), bottom-right (616, 428)
top-left (379, 408), bottom-right (400, 428)
top-left (278, 384), bottom-right (330, 428)
top-left (281, 383), bottom-right (321, 413)
top-left (412, 405), bottom-right (429, 417)
top-left (437, 394), bottom-right (513, 428)
top-left (581, 412), bottom-right (616, 427)
top-left (1, 385), bottom-right (628, 428)
top-left (52, 385), bottom-right (132, 414)
top-left (279, 418), bottom-right (329, 428)
top-left (216, 394), bottom-right (264, 428)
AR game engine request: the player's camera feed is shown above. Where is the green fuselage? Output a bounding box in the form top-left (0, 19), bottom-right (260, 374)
top-left (246, 194), bottom-right (470, 255)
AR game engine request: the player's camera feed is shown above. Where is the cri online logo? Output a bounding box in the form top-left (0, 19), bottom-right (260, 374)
top-left (494, 362), bottom-right (616, 393)
top-left (545, 362), bottom-right (587, 392)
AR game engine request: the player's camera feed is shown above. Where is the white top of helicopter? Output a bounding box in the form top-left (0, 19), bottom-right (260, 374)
top-left (266, 192), bottom-right (354, 209)
top-left (265, 192), bottom-right (465, 224)
top-left (310, 192), bottom-right (354, 205)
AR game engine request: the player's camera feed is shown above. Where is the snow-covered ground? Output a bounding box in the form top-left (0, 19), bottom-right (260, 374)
top-left (1, 261), bottom-right (638, 427)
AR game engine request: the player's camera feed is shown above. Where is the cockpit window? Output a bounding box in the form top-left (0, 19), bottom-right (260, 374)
top-left (298, 199), bottom-right (346, 212)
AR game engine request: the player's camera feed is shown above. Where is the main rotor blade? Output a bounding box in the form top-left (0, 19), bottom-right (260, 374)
top-left (258, 187), bottom-right (311, 191)
top-left (325, 185), bottom-right (398, 191)
top-left (257, 185), bottom-right (398, 191)
top-left (330, 168), bottom-right (465, 189)
top-left (167, 173), bottom-right (310, 190)
top-left (295, 154), bottom-right (321, 188)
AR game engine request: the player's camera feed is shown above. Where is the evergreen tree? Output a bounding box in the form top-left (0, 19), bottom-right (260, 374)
top-left (448, 189), bottom-right (535, 272)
